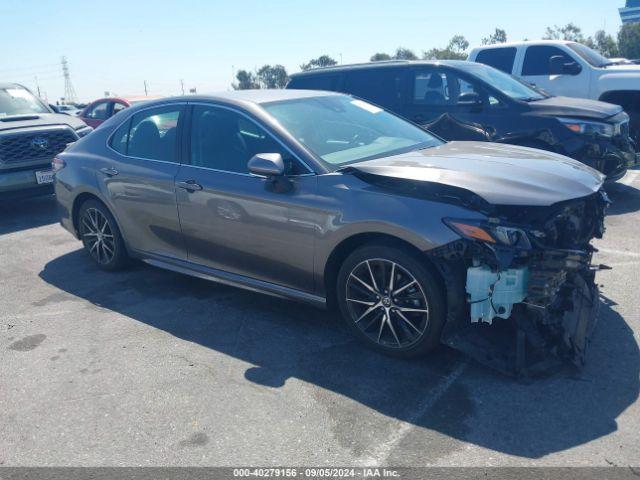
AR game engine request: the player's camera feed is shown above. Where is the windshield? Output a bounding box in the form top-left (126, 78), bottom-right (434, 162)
top-left (461, 63), bottom-right (546, 101)
top-left (0, 86), bottom-right (49, 117)
top-left (262, 95), bottom-right (442, 168)
top-left (567, 43), bottom-right (609, 67)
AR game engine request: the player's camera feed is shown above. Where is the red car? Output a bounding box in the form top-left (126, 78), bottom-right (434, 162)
top-left (78, 96), bottom-right (161, 128)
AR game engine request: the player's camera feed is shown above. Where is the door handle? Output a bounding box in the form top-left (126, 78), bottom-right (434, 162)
top-left (100, 167), bottom-right (119, 177)
top-left (177, 180), bottom-right (203, 192)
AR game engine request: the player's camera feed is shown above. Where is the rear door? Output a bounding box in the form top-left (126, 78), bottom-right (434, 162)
top-left (175, 103), bottom-right (318, 292)
top-left (342, 68), bottom-right (408, 116)
top-left (99, 103), bottom-right (186, 259)
top-left (474, 47), bottom-right (518, 74)
top-left (520, 45), bottom-right (589, 97)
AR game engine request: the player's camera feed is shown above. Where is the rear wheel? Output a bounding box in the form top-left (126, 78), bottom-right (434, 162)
top-left (78, 199), bottom-right (128, 271)
top-left (336, 244), bottom-right (446, 358)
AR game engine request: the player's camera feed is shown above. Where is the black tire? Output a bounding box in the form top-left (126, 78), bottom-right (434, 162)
top-left (78, 199), bottom-right (129, 271)
top-left (336, 244), bottom-right (446, 358)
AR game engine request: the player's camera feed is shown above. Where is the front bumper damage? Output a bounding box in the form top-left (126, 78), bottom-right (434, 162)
top-left (430, 190), bottom-right (610, 376)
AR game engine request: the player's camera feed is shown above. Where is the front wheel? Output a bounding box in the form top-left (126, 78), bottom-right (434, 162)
top-left (336, 245), bottom-right (446, 358)
top-left (78, 199), bottom-right (129, 271)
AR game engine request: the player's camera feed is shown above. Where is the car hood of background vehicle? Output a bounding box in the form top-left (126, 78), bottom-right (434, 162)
top-left (348, 141), bottom-right (604, 206)
top-left (527, 96), bottom-right (622, 120)
top-left (0, 113), bottom-right (86, 132)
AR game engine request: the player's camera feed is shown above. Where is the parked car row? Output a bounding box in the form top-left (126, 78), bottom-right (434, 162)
top-left (54, 90), bottom-right (610, 375)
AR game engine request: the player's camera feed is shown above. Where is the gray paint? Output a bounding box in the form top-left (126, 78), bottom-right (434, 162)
top-left (55, 90), bottom-right (603, 303)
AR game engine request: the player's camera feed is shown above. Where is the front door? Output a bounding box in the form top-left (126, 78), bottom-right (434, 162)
top-left (175, 104), bottom-right (318, 292)
top-left (98, 104), bottom-right (186, 259)
top-left (520, 45), bottom-right (590, 98)
top-left (404, 67), bottom-right (498, 141)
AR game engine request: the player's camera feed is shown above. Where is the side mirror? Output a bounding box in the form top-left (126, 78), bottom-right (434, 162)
top-left (549, 55), bottom-right (582, 76)
top-left (458, 92), bottom-right (484, 110)
top-left (248, 153), bottom-right (285, 177)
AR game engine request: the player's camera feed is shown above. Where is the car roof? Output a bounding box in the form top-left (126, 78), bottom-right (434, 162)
top-left (0, 82), bottom-right (27, 89)
top-left (473, 39), bottom-right (576, 50)
top-left (288, 60), bottom-right (476, 78)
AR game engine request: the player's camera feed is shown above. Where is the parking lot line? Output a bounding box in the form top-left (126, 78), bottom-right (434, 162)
top-left (357, 361), bottom-right (468, 467)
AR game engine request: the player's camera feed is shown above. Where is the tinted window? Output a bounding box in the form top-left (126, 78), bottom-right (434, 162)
top-left (475, 47), bottom-right (517, 73)
top-left (110, 118), bottom-right (131, 155)
top-left (343, 68), bottom-right (405, 111)
top-left (522, 46), bottom-right (575, 76)
top-left (287, 74), bottom-right (341, 91)
top-left (190, 105), bottom-right (305, 175)
top-left (413, 69), bottom-right (498, 106)
top-left (126, 106), bottom-right (181, 162)
top-left (85, 101), bottom-right (109, 120)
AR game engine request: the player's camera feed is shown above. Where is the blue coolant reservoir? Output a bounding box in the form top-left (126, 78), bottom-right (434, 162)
top-left (465, 266), bottom-right (529, 324)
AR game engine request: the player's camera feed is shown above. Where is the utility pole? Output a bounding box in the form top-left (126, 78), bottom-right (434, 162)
top-left (144, 80), bottom-right (148, 96)
top-left (180, 79), bottom-right (185, 95)
top-left (61, 56), bottom-right (77, 104)
top-left (34, 76), bottom-right (41, 98)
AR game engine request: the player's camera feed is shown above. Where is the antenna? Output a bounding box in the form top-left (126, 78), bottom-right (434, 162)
top-left (61, 56), bottom-right (78, 104)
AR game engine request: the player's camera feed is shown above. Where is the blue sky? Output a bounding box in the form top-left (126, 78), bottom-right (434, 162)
top-left (0, 0), bottom-right (624, 102)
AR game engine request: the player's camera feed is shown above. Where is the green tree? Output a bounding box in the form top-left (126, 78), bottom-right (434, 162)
top-left (257, 64), bottom-right (289, 89)
top-left (618, 23), bottom-right (640, 59)
top-left (543, 23), bottom-right (586, 42)
top-left (392, 47), bottom-right (418, 60)
top-left (592, 30), bottom-right (619, 58)
top-left (233, 70), bottom-right (259, 90)
top-left (423, 35), bottom-right (470, 60)
top-left (482, 28), bottom-right (507, 45)
top-left (300, 55), bottom-right (338, 71)
top-left (370, 52), bottom-right (392, 62)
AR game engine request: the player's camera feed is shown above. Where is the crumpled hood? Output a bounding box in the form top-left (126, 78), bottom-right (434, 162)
top-left (347, 141), bottom-right (604, 207)
top-left (0, 113), bottom-right (86, 132)
top-left (527, 96), bottom-right (622, 120)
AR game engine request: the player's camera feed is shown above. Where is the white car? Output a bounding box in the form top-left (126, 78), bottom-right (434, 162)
top-left (468, 40), bottom-right (640, 140)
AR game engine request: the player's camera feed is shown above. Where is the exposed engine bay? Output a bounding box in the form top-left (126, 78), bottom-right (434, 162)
top-left (430, 190), bottom-right (610, 375)
top-left (347, 153), bottom-right (610, 375)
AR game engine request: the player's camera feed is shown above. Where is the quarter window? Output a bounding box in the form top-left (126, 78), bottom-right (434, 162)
top-left (110, 118), bottom-right (131, 155)
top-left (522, 46), bottom-right (575, 76)
top-left (190, 105), bottom-right (305, 175)
top-left (475, 47), bottom-right (517, 73)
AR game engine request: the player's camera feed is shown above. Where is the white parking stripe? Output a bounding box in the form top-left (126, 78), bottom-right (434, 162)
top-left (620, 170), bottom-right (639, 186)
top-left (357, 361), bottom-right (468, 467)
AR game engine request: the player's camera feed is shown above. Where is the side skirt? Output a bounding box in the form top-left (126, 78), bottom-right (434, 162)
top-left (138, 252), bottom-right (327, 309)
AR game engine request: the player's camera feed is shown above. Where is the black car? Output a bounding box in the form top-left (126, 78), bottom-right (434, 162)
top-left (287, 60), bottom-right (638, 181)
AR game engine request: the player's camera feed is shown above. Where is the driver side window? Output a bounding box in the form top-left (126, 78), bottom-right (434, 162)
top-left (189, 105), bottom-right (307, 175)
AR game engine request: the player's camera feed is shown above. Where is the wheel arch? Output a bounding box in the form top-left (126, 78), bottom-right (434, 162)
top-left (598, 90), bottom-right (640, 111)
top-left (322, 232), bottom-right (444, 310)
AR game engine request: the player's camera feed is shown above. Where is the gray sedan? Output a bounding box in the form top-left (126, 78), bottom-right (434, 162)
top-left (54, 90), bottom-right (608, 375)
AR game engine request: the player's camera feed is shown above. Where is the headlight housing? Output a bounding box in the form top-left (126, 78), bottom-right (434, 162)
top-left (557, 117), bottom-right (614, 138)
top-left (444, 218), bottom-right (531, 249)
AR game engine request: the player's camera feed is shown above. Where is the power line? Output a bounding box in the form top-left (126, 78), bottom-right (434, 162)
top-left (0, 63), bottom-right (59, 74)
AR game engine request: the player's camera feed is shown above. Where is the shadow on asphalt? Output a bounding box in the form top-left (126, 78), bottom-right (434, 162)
top-left (40, 248), bottom-right (639, 459)
top-left (605, 174), bottom-right (640, 216)
top-left (0, 195), bottom-right (58, 235)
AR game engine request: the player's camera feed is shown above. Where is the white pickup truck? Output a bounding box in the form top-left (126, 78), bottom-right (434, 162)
top-left (468, 40), bottom-right (640, 140)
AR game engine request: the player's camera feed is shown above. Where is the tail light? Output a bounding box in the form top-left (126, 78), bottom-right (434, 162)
top-left (52, 156), bottom-right (66, 172)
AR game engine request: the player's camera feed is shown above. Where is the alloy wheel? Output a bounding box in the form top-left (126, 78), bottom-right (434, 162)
top-left (81, 208), bottom-right (116, 265)
top-left (345, 258), bottom-right (430, 349)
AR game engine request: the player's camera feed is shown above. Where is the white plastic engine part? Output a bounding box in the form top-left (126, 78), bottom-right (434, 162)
top-left (466, 265), bottom-right (529, 324)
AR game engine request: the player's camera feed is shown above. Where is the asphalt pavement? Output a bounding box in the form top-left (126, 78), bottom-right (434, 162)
top-left (1, 171), bottom-right (639, 467)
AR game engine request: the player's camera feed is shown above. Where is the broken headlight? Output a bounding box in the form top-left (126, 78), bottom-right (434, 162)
top-left (444, 218), bottom-right (531, 249)
top-left (557, 117), bottom-right (614, 138)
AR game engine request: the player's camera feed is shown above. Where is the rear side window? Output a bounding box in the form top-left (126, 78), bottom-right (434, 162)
top-left (343, 68), bottom-right (405, 111)
top-left (475, 48), bottom-right (517, 73)
top-left (110, 105), bottom-right (182, 162)
top-left (85, 101), bottom-right (109, 120)
top-left (522, 46), bottom-right (574, 76)
top-left (287, 74), bottom-right (341, 91)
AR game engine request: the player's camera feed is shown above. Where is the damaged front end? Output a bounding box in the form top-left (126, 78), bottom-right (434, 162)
top-left (430, 190), bottom-right (611, 376)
